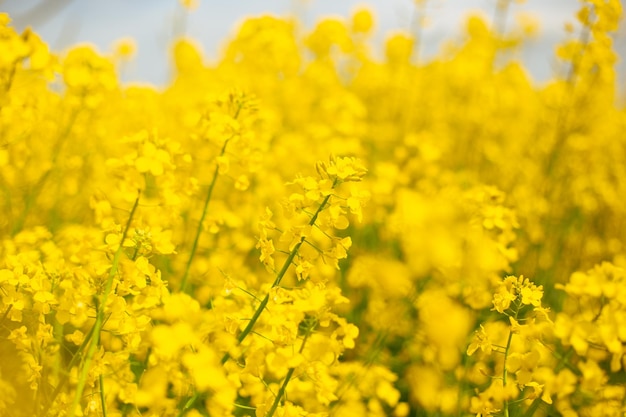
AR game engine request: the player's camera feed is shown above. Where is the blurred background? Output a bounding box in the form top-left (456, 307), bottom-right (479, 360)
top-left (1, 0), bottom-right (624, 89)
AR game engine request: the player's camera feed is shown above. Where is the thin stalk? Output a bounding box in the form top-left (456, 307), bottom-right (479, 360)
top-left (50, 321), bottom-right (64, 405)
top-left (68, 193), bottom-right (140, 417)
top-left (457, 342), bottom-right (471, 417)
top-left (331, 331), bottom-right (387, 408)
top-left (502, 304), bottom-right (520, 417)
top-left (265, 327), bottom-right (313, 417)
top-left (42, 318), bottom-right (97, 415)
top-left (176, 392), bottom-right (199, 417)
top-left (179, 138), bottom-right (230, 294)
top-left (0, 304), bottom-right (12, 326)
top-left (410, 0), bottom-right (427, 63)
top-left (180, 101), bottom-right (243, 293)
top-left (492, 0), bottom-right (511, 36)
top-left (99, 374), bottom-right (107, 417)
top-left (522, 397), bottom-right (542, 417)
top-left (233, 403), bottom-right (257, 411)
top-left (12, 109), bottom-right (80, 235)
top-left (0, 61), bottom-right (16, 98)
top-left (221, 188), bottom-right (335, 365)
top-left (543, 18), bottom-right (592, 178)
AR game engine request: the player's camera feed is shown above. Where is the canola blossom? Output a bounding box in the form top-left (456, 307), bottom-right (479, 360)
top-left (0, 1), bottom-right (625, 416)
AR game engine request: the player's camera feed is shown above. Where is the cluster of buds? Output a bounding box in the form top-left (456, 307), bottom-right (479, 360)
top-left (316, 154), bottom-right (367, 183)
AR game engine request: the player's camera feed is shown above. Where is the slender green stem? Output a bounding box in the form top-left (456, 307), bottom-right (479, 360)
top-left (68, 193), bottom-right (140, 417)
top-left (12, 109), bottom-right (80, 235)
top-left (180, 139), bottom-right (229, 294)
top-left (176, 392), bottom-right (199, 417)
top-left (99, 374), bottom-right (107, 417)
top-left (502, 331), bottom-right (514, 417)
top-left (266, 370), bottom-right (296, 416)
top-left (43, 318), bottom-right (97, 415)
top-left (522, 397), bottom-right (542, 417)
top-left (410, 0), bottom-right (427, 62)
top-left (0, 304), bottom-right (12, 326)
top-left (332, 331), bottom-right (386, 406)
top-left (1, 63), bottom-right (16, 94)
top-left (175, 106), bottom-right (245, 414)
top-left (502, 304), bottom-right (520, 417)
top-left (179, 100), bottom-right (243, 294)
top-left (265, 327), bottom-right (313, 417)
top-left (233, 403), bottom-right (257, 410)
top-left (543, 17), bottom-right (591, 179)
top-left (221, 188), bottom-right (335, 365)
top-left (457, 341), bottom-right (471, 417)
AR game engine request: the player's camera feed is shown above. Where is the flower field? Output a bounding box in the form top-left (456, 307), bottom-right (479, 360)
top-left (1, 1), bottom-right (625, 416)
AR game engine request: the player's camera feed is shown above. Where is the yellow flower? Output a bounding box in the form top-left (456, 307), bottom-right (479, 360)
top-left (492, 283), bottom-right (516, 313)
top-left (181, 349), bottom-right (229, 391)
top-left (306, 18), bottom-right (353, 57)
top-left (135, 141), bottom-right (172, 176)
top-left (151, 322), bottom-right (197, 357)
top-left (520, 284), bottom-right (543, 307)
top-left (469, 394), bottom-right (500, 417)
top-left (322, 155), bottom-right (367, 182)
top-left (524, 381), bottom-right (544, 400)
top-left (257, 237), bottom-right (276, 270)
top-left (179, 0), bottom-right (199, 11)
top-left (351, 8), bottom-right (374, 34)
top-left (340, 323), bottom-right (359, 349)
top-left (467, 325), bottom-right (493, 356)
top-left (112, 37), bottom-right (136, 59)
top-left (385, 33), bottom-right (414, 64)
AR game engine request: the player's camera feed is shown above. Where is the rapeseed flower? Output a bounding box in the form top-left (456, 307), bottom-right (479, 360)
top-left (1, 1), bottom-right (625, 415)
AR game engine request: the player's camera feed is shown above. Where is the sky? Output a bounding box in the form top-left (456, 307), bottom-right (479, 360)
top-left (1, 0), bottom-right (624, 89)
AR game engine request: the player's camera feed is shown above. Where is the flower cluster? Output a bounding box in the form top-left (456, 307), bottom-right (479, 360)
top-left (1, 0), bottom-right (625, 416)
top-left (467, 275), bottom-right (553, 417)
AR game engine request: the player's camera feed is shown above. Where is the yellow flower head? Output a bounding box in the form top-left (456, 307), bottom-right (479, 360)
top-left (351, 8), bottom-right (374, 34)
top-left (112, 37), bottom-right (136, 59)
top-left (179, 0), bottom-right (199, 11)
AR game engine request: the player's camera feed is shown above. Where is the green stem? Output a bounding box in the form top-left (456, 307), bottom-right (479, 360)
top-left (522, 397), bottom-right (542, 417)
top-left (99, 373), bottom-right (107, 417)
top-left (265, 327), bottom-right (312, 417)
top-left (543, 18), bottom-right (591, 179)
top-left (221, 188), bottom-right (335, 365)
top-left (332, 331), bottom-right (386, 406)
top-left (0, 304), bottom-right (12, 326)
top-left (502, 304), bottom-right (520, 417)
top-left (42, 318), bottom-right (97, 415)
top-left (12, 109), bottom-right (80, 235)
top-left (179, 100), bottom-right (243, 294)
top-left (176, 392), bottom-right (199, 417)
top-left (179, 139), bottom-right (229, 294)
top-left (68, 192), bottom-right (140, 417)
